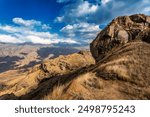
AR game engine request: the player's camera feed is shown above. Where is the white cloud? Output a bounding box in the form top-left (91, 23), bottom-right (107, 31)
top-left (42, 24), bottom-right (51, 30)
top-left (143, 7), bottom-right (150, 13)
top-left (13, 18), bottom-right (41, 27)
top-left (60, 38), bottom-right (78, 44)
top-left (55, 16), bottom-right (64, 23)
top-left (0, 17), bottom-right (77, 44)
top-left (76, 1), bottom-right (98, 16)
top-left (12, 18), bottom-right (51, 30)
top-left (56, 0), bottom-right (150, 25)
top-left (0, 25), bottom-right (19, 33)
top-left (25, 35), bottom-right (52, 44)
top-left (101, 0), bottom-right (111, 5)
top-left (0, 34), bottom-right (24, 43)
top-left (61, 22), bottom-right (100, 43)
top-left (55, 1), bottom-right (99, 23)
top-left (61, 22), bottom-right (100, 33)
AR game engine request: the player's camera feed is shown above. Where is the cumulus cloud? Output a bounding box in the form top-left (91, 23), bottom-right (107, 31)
top-left (75, 1), bottom-right (98, 17)
top-left (12, 18), bottom-right (51, 30)
top-left (0, 18), bottom-right (77, 44)
top-left (55, 16), bottom-right (64, 23)
top-left (55, 0), bottom-right (99, 23)
top-left (0, 34), bottom-right (24, 43)
top-left (42, 24), bottom-right (51, 30)
top-left (54, 0), bottom-right (150, 43)
top-left (56, 0), bottom-right (150, 24)
top-left (0, 25), bottom-right (20, 33)
top-left (61, 22), bottom-right (100, 43)
top-left (13, 18), bottom-right (41, 27)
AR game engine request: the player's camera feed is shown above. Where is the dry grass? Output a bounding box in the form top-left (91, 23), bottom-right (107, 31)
top-left (42, 72), bottom-right (104, 100)
top-left (43, 85), bottom-right (67, 100)
top-left (0, 51), bottom-right (95, 99)
top-left (0, 41), bottom-right (150, 100)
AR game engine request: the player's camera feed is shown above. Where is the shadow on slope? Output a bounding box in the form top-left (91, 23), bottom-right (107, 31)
top-left (37, 47), bottom-right (79, 59)
top-left (0, 65), bottom-right (93, 100)
top-left (0, 56), bottom-right (23, 73)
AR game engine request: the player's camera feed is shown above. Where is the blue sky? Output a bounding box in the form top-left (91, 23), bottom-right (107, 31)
top-left (0, 0), bottom-right (150, 44)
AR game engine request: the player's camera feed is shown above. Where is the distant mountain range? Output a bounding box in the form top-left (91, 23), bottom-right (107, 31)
top-left (0, 42), bottom-right (83, 79)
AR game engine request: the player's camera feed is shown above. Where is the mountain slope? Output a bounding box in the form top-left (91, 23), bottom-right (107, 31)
top-left (0, 51), bottom-right (95, 99)
top-left (0, 43), bottom-right (80, 85)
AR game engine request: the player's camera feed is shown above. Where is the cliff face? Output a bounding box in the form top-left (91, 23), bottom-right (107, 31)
top-left (1, 14), bottom-right (150, 100)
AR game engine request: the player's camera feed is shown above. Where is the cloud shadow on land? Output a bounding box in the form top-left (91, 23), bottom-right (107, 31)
top-left (37, 47), bottom-right (79, 59)
top-left (0, 56), bottom-right (23, 73)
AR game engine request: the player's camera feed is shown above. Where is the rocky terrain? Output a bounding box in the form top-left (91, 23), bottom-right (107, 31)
top-left (0, 14), bottom-right (150, 100)
top-left (0, 43), bottom-right (79, 83)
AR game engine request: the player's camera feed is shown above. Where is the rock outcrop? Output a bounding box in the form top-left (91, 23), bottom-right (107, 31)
top-left (90, 14), bottom-right (150, 61)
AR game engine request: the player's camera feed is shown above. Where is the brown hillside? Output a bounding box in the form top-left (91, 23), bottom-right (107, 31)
top-left (0, 51), bottom-right (95, 99)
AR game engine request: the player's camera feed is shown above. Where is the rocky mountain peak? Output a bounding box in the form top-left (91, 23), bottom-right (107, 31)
top-left (90, 14), bottom-right (150, 61)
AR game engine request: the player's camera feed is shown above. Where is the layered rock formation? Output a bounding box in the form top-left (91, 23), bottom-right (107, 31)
top-left (0, 14), bottom-right (150, 100)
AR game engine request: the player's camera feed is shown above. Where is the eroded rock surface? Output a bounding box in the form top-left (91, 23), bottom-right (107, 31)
top-left (90, 14), bottom-right (150, 61)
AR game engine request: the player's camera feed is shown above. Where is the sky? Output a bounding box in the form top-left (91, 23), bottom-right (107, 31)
top-left (0, 0), bottom-right (150, 45)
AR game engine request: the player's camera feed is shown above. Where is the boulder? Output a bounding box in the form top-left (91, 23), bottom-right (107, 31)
top-left (90, 14), bottom-right (150, 61)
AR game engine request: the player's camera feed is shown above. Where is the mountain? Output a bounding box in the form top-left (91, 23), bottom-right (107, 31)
top-left (0, 14), bottom-right (150, 100)
top-left (0, 43), bottom-right (80, 87)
